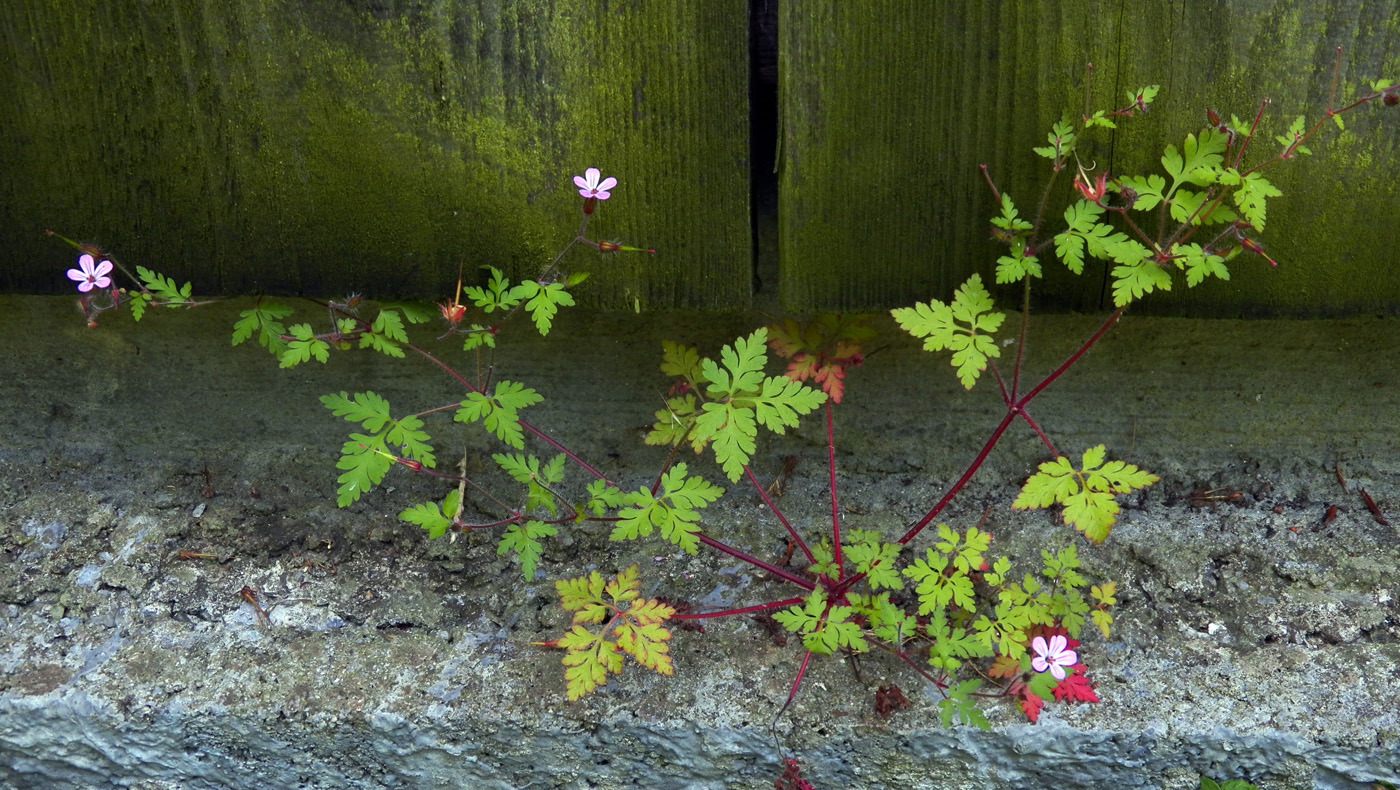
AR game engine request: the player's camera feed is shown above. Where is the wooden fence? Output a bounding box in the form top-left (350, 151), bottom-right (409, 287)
top-left (3, 1), bottom-right (1397, 315)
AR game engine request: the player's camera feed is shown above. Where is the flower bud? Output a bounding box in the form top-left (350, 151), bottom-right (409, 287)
top-left (582, 197), bottom-right (597, 215)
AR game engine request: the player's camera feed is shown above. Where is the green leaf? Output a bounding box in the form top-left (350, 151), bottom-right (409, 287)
top-left (891, 274), bottom-right (1004, 389)
top-left (455, 381), bottom-right (543, 449)
top-left (463, 266), bottom-right (522, 313)
top-left (926, 610), bottom-right (990, 673)
top-left (400, 490), bottom-right (462, 539)
top-left (1162, 128), bottom-right (1227, 192)
top-left (850, 592), bottom-right (917, 646)
top-left (1013, 445), bottom-right (1159, 542)
top-left (1083, 109), bottom-right (1116, 129)
top-left (493, 453), bottom-right (566, 516)
top-left (1032, 114), bottom-right (1076, 161)
top-left (1130, 84), bottom-right (1160, 108)
top-left (806, 606), bottom-right (868, 655)
top-left (1110, 259), bottom-right (1173, 307)
top-left (773, 590), bottom-right (867, 656)
top-left (580, 479), bottom-right (628, 518)
top-left (128, 292), bottom-right (151, 322)
top-left (1230, 170), bottom-right (1283, 231)
top-left (136, 266), bottom-right (193, 303)
top-left (1175, 243), bottom-right (1230, 287)
top-left (498, 520), bottom-right (558, 579)
top-left (646, 394), bottom-right (701, 451)
top-left (753, 375), bottom-right (827, 434)
top-left (995, 239), bottom-right (1041, 283)
top-left (939, 680), bottom-right (990, 729)
top-left (774, 590), bottom-right (827, 639)
top-left (461, 324), bottom-right (496, 351)
top-left (379, 301), bottom-right (436, 324)
top-left (690, 329), bottom-right (825, 481)
top-left (509, 280), bottom-right (576, 336)
top-left (322, 391), bottom-right (436, 506)
top-left (694, 402), bottom-right (757, 482)
top-left (232, 302), bottom-right (294, 359)
top-left (660, 340), bottom-right (704, 382)
top-left (1170, 189), bottom-right (1237, 226)
top-left (934, 523), bottom-right (990, 573)
top-left (844, 536), bottom-right (904, 591)
top-left (989, 194), bottom-right (1033, 233)
top-left (1116, 174), bottom-right (1166, 211)
top-left (1274, 115), bottom-right (1312, 157)
top-left (701, 330), bottom-right (769, 398)
top-left (904, 548), bottom-right (975, 614)
top-left (610, 463), bottom-right (721, 555)
top-left (280, 323), bottom-right (330, 368)
top-left (359, 309), bottom-right (407, 358)
top-left (332, 435), bottom-right (392, 507)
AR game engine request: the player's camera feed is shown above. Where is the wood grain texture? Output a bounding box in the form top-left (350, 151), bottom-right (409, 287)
top-left (779, 0), bottom-right (1400, 316)
top-left (0, 0), bottom-right (750, 309)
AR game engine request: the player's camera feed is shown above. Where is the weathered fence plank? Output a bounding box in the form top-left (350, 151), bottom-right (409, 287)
top-left (779, 0), bottom-right (1400, 315)
top-left (0, 0), bottom-right (750, 309)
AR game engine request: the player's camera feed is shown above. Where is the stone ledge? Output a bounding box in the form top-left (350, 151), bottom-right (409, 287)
top-left (2, 298), bottom-right (1398, 789)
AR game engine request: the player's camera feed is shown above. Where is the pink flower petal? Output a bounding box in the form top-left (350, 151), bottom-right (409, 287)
top-left (94, 259), bottom-right (113, 278)
top-left (573, 175), bottom-right (590, 190)
top-left (582, 167), bottom-right (601, 189)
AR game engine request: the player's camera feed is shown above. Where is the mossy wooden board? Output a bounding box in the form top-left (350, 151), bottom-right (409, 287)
top-left (0, 0), bottom-right (750, 310)
top-left (778, 0), bottom-right (1400, 316)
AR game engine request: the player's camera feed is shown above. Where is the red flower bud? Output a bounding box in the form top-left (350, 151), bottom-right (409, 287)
top-left (438, 301), bottom-right (466, 325)
top-left (1385, 92), bottom-right (1399, 107)
top-left (582, 196), bottom-right (597, 215)
top-left (598, 240), bottom-right (621, 253)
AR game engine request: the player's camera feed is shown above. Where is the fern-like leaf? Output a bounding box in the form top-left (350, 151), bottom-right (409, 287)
top-left (456, 381), bottom-right (543, 449)
top-left (1013, 444), bottom-right (1158, 542)
top-left (690, 328), bottom-right (826, 481)
top-left (232, 302), bottom-right (293, 359)
top-left (611, 463), bottom-right (722, 555)
top-left (890, 274), bottom-right (1004, 389)
top-left (400, 490), bottom-right (462, 539)
top-left (498, 520), bottom-right (558, 579)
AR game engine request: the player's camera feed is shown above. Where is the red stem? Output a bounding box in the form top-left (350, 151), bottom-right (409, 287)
top-left (402, 341), bottom-right (611, 484)
top-left (695, 534), bottom-right (815, 591)
top-left (673, 597), bottom-right (806, 620)
top-left (745, 466), bottom-right (816, 566)
top-left (897, 306), bottom-right (1126, 546)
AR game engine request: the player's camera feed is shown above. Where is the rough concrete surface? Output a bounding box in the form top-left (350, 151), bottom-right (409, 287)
top-left (1, 296), bottom-right (1397, 790)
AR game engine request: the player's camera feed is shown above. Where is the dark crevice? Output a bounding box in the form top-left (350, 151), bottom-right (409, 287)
top-left (749, 0), bottom-right (779, 300)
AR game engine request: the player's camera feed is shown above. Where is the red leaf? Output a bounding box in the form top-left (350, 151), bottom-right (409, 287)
top-left (1028, 623), bottom-right (1080, 650)
top-left (1019, 690), bottom-right (1045, 723)
top-left (1051, 665), bottom-right (1099, 703)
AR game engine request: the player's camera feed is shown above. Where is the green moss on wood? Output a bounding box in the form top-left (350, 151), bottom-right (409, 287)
top-left (779, 0), bottom-right (1400, 316)
top-left (1, 0), bottom-right (750, 309)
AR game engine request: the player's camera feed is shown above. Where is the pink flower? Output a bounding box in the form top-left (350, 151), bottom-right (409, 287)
top-left (67, 254), bottom-right (113, 293)
top-left (573, 167), bottom-right (617, 200)
top-left (1031, 634), bottom-right (1077, 680)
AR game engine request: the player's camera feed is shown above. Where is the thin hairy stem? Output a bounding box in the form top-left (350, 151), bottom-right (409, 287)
top-left (674, 597), bottom-right (806, 620)
top-left (745, 466), bottom-right (816, 566)
top-left (696, 533), bottom-right (816, 590)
